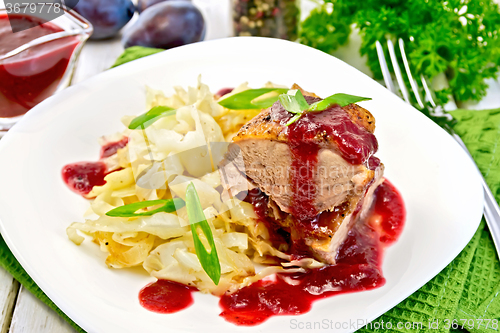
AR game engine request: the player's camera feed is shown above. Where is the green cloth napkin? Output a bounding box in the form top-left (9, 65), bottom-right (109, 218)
top-left (0, 47), bottom-right (499, 333)
top-left (359, 108), bottom-right (500, 333)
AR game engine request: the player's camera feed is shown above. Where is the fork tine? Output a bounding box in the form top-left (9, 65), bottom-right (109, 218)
top-left (375, 40), bottom-right (396, 93)
top-left (420, 74), bottom-right (437, 108)
top-left (387, 39), bottom-right (411, 104)
top-left (398, 39), bottom-right (425, 109)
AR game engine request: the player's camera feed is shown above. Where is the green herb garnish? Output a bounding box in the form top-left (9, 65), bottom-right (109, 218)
top-left (105, 198), bottom-right (185, 217)
top-left (128, 105), bottom-right (176, 130)
top-left (279, 90), bottom-right (371, 126)
top-left (308, 93), bottom-right (372, 112)
top-left (278, 90), bottom-right (310, 126)
top-left (299, 0), bottom-right (500, 106)
top-left (218, 88), bottom-right (288, 110)
top-left (278, 89), bottom-right (310, 114)
top-left (185, 182), bottom-right (221, 285)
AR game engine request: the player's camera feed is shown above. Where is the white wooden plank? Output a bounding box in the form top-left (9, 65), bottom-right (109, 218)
top-left (459, 77), bottom-right (500, 110)
top-left (71, 39), bottom-right (125, 85)
top-left (9, 287), bottom-right (76, 333)
top-left (0, 267), bottom-right (19, 333)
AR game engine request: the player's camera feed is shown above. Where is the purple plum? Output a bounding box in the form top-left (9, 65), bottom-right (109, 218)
top-left (122, 1), bottom-right (205, 49)
top-left (74, 0), bottom-right (135, 40)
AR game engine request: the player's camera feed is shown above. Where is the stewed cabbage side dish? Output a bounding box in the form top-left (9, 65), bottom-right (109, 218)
top-left (65, 79), bottom-right (310, 294)
top-left (63, 78), bottom-right (405, 325)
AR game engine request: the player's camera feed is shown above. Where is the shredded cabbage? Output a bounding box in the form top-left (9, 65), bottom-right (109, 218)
top-left (67, 78), bottom-right (304, 294)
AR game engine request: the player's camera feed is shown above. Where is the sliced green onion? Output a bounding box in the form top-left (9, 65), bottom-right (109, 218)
top-left (285, 113), bottom-right (303, 126)
top-left (278, 89), bottom-right (309, 114)
top-left (185, 182), bottom-right (221, 285)
top-left (277, 90), bottom-right (371, 126)
top-left (278, 89), bottom-right (309, 126)
top-left (128, 105), bottom-right (176, 130)
top-left (307, 93), bottom-right (371, 112)
top-left (105, 198), bottom-right (185, 217)
top-left (218, 88), bottom-right (288, 110)
top-left (249, 94), bottom-right (284, 109)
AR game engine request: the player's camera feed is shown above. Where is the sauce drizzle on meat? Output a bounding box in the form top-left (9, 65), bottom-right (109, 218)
top-left (270, 97), bottom-right (379, 166)
top-left (266, 98), bottom-right (381, 257)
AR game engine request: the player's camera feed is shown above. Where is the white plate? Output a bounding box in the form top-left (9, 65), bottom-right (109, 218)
top-left (0, 37), bottom-right (483, 333)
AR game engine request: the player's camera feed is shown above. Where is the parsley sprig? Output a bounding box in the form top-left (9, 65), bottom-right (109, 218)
top-left (299, 0), bottom-right (500, 105)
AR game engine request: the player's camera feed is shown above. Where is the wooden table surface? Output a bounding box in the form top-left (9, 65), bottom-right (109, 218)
top-left (1, 3), bottom-right (500, 331)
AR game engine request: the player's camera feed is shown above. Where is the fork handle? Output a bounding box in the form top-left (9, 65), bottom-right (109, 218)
top-left (451, 133), bottom-right (500, 255)
top-left (483, 184), bottom-right (500, 256)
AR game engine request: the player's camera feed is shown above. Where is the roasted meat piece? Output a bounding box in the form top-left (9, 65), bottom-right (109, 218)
top-left (220, 86), bottom-right (383, 264)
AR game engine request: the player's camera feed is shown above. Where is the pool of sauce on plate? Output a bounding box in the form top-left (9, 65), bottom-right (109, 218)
top-left (138, 180), bottom-right (405, 323)
top-left (0, 14), bottom-right (80, 118)
top-left (214, 87), bottom-right (234, 99)
top-left (139, 280), bottom-right (197, 313)
top-left (61, 161), bottom-right (107, 196)
top-left (61, 138), bottom-right (129, 196)
top-left (100, 137), bottom-right (129, 158)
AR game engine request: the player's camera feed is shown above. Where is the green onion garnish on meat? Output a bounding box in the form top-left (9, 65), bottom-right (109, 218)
top-left (308, 93), bottom-right (371, 112)
top-left (218, 88), bottom-right (288, 110)
top-left (279, 90), bottom-right (372, 126)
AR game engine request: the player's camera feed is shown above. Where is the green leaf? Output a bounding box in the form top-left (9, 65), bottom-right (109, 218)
top-left (250, 95), bottom-right (283, 109)
top-left (128, 106), bottom-right (176, 130)
top-left (299, 3), bottom-right (354, 55)
top-left (218, 88), bottom-right (288, 110)
top-left (304, 0), bottom-right (500, 106)
top-left (111, 46), bottom-right (164, 68)
top-left (308, 93), bottom-right (371, 112)
top-left (185, 182), bottom-right (221, 285)
top-left (285, 113), bottom-right (303, 126)
top-left (278, 89), bottom-right (310, 114)
top-left (105, 198), bottom-right (185, 217)
top-left (278, 90), bottom-right (371, 126)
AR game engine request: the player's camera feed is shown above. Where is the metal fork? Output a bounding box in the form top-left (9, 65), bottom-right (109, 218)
top-left (376, 38), bottom-right (500, 256)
